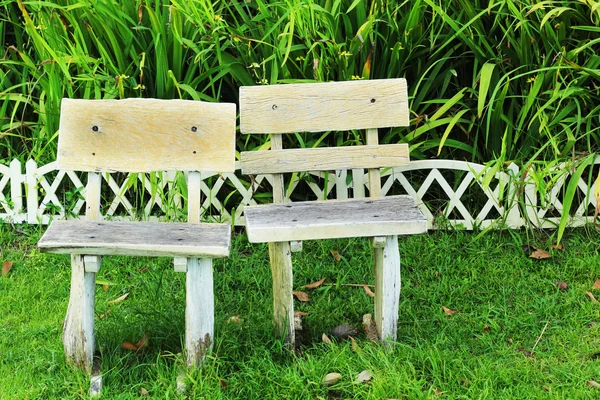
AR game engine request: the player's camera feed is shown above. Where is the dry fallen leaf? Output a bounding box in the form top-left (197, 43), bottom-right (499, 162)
top-left (349, 336), bottom-right (360, 352)
top-left (108, 292), bottom-right (129, 304)
top-left (303, 277), bottom-right (326, 289)
top-left (122, 332), bottom-right (149, 351)
top-left (331, 323), bottom-right (358, 339)
top-left (530, 248), bottom-right (552, 260)
top-left (433, 388), bottom-right (443, 396)
top-left (554, 281), bottom-right (568, 290)
top-left (363, 313), bottom-right (379, 342)
top-left (292, 291), bottom-right (310, 302)
top-left (323, 372), bottom-right (342, 386)
top-left (586, 292), bottom-right (600, 304)
top-left (363, 284), bottom-right (375, 298)
top-left (442, 306), bottom-right (458, 316)
top-left (229, 315), bottom-right (243, 323)
top-left (355, 370), bottom-right (372, 383)
top-left (587, 380), bottom-right (600, 388)
top-left (139, 387), bottom-right (150, 397)
top-left (331, 250), bottom-right (341, 262)
top-left (551, 244), bottom-right (565, 251)
top-left (2, 261), bottom-right (13, 276)
top-left (294, 311), bottom-right (308, 316)
top-left (592, 279), bottom-right (600, 290)
top-left (322, 333), bottom-right (332, 345)
top-left (102, 284), bottom-right (108, 292)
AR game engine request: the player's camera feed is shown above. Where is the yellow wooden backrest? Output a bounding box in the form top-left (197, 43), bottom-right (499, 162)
top-left (58, 98), bottom-right (236, 173)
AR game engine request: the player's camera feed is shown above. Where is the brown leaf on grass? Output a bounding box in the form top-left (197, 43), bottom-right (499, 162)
top-left (554, 281), bottom-right (568, 290)
top-left (349, 336), bottom-right (360, 352)
top-left (586, 292), bottom-right (600, 304)
top-left (483, 325), bottom-right (490, 333)
top-left (433, 388), bottom-right (443, 396)
top-left (2, 261), bottom-right (13, 276)
top-left (220, 379), bottom-right (227, 388)
top-left (587, 380), bottom-right (600, 388)
top-left (102, 284), bottom-right (108, 292)
top-left (592, 279), bottom-right (600, 290)
top-left (322, 333), bottom-right (332, 345)
top-left (363, 284), bottom-right (375, 298)
top-left (442, 306), bottom-right (458, 316)
top-left (517, 347), bottom-right (534, 358)
top-left (108, 292), bottom-right (129, 304)
top-left (331, 250), bottom-right (341, 261)
top-left (355, 370), bottom-right (372, 383)
top-left (292, 291), bottom-right (310, 302)
top-left (139, 388), bottom-right (150, 397)
top-left (551, 244), bottom-right (565, 251)
top-left (122, 332), bottom-right (149, 351)
top-left (294, 311), bottom-right (308, 316)
top-left (529, 248), bottom-right (551, 260)
top-left (138, 266), bottom-right (150, 273)
top-left (229, 315), bottom-right (243, 323)
top-left (302, 277), bottom-right (325, 289)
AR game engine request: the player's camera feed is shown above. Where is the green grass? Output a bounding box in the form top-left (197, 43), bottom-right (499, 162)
top-left (3, 225), bottom-right (600, 398)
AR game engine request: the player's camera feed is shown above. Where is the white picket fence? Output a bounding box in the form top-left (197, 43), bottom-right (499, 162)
top-left (0, 159), bottom-right (597, 229)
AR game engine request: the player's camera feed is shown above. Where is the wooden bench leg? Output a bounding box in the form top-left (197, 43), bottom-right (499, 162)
top-left (185, 257), bottom-right (214, 366)
top-left (373, 235), bottom-right (400, 343)
top-left (269, 242), bottom-right (295, 345)
top-left (63, 254), bottom-right (96, 373)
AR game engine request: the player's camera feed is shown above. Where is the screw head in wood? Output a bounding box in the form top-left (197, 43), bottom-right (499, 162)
top-left (191, 126), bottom-right (198, 132)
top-left (92, 125), bottom-right (99, 131)
top-left (272, 104), bottom-right (278, 110)
top-left (370, 98), bottom-right (376, 103)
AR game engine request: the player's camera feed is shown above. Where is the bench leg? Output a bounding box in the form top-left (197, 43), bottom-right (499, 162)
top-left (63, 254), bottom-right (96, 373)
top-left (269, 242), bottom-right (295, 345)
top-left (373, 235), bottom-right (400, 343)
top-left (185, 257), bottom-right (214, 366)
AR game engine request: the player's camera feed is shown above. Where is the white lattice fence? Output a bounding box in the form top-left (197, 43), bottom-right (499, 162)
top-left (1, 159), bottom-right (598, 229)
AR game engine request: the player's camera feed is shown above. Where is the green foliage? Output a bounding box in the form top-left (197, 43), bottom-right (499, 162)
top-left (2, 0), bottom-right (600, 228)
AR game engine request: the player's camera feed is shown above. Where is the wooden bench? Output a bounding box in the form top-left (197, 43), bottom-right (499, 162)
top-left (38, 99), bottom-right (236, 379)
top-left (239, 79), bottom-right (427, 345)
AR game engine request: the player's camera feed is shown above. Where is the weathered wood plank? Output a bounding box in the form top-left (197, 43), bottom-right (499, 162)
top-left (244, 195), bottom-right (427, 243)
top-left (269, 241), bottom-right (295, 344)
top-left (374, 235), bottom-right (401, 342)
top-left (62, 254), bottom-right (95, 373)
top-left (240, 144), bottom-right (409, 175)
top-left (58, 98), bottom-right (236, 173)
top-left (366, 129), bottom-right (382, 198)
top-left (240, 79), bottom-right (409, 134)
top-left (186, 258), bottom-right (214, 366)
top-left (39, 220), bottom-right (231, 257)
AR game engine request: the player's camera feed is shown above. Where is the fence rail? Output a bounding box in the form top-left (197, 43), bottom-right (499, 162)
top-left (0, 159), bottom-right (597, 229)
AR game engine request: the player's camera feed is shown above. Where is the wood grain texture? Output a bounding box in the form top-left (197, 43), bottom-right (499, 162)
top-left (186, 258), bottom-right (214, 366)
top-left (39, 220), bottom-right (231, 258)
top-left (58, 98), bottom-right (236, 172)
top-left (269, 241), bottom-right (295, 344)
top-left (240, 144), bottom-right (409, 175)
top-left (240, 79), bottom-right (409, 134)
top-left (244, 195), bottom-right (427, 243)
top-left (374, 235), bottom-right (401, 342)
top-left (62, 254), bottom-right (95, 373)
top-left (367, 129), bottom-right (382, 198)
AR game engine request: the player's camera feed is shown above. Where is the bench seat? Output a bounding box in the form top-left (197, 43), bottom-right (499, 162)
top-left (244, 195), bottom-right (427, 243)
top-left (38, 220), bottom-right (231, 258)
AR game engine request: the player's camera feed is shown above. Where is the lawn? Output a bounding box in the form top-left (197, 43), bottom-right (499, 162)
top-left (2, 224), bottom-right (600, 399)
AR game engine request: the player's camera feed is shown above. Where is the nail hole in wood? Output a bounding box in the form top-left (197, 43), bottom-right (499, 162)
top-left (291, 219), bottom-right (298, 222)
top-left (191, 126), bottom-right (197, 132)
top-left (272, 104), bottom-right (278, 110)
top-left (89, 236), bottom-right (95, 239)
top-left (370, 98), bottom-right (376, 103)
top-left (92, 125), bottom-right (99, 132)
top-left (193, 150), bottom-right (197, 154)
top-left (285, 205), bottom-right (292, 208)
top-left (92, 153), bottom-right (96, 156)
top-left (365, 200), bottom-right (373, 204)
top-left (373, 215), bottom-right (380, 218)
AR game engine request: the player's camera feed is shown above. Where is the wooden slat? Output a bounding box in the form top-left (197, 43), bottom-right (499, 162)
top-left (244, 195), bottom-right (427, 243)
top-left (39, 220), bottom-right (231, 257)
top-left (58, 98), bottom-right (236, 173)
top-left (240, 79), bottom-right (409, 134)
top-left (240, 144), bottom-right (409, 175)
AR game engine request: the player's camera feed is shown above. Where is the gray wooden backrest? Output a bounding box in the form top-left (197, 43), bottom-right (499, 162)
top-left (239, 79), bottom-right (411, 200)
top-left (58, 98), bottom-right (236, 222)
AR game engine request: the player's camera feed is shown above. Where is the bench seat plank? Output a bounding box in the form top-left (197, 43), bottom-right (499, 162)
top-left (244, 195), bottom-right (427, 243)
top-left (38, 220), bottom-right (231, 258)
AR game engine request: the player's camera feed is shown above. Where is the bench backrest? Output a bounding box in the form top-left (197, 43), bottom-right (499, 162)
top-left (58, 98), bottom-right (236, 173)
top-left (239, 79), bottom-right (410, 200)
